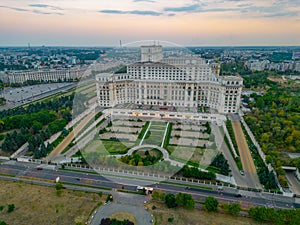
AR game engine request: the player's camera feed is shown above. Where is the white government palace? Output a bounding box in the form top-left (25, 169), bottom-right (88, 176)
top-left (1, 67), bottom-right (86, 84)
top-left (96, 45), bottom-right (243, 114)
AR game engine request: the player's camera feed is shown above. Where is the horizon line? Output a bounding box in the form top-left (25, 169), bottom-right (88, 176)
top-left (1, 45), bottom-right (300, 48)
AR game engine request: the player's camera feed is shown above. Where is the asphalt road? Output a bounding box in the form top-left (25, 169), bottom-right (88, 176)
top-left (286, 171), bottom-right (300, 195)
top-left (0, 160), bottom-right (298, 210)
top-left (231, 120), bottom-right (262, 189)
top-left (0, 83), bottom-right (77, 110)
top-left (45, 111), bottom-right (95, 162)
top-left (211, 124), bottom-right (249, 187)
top-left (91, 201), bottom-right (152, 225)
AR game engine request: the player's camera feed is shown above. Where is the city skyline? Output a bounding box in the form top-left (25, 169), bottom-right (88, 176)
top-left (0, 0), bottom-right (300, 46)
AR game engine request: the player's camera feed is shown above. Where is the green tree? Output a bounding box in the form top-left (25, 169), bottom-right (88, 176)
top-left (55, 182), bottom-right (64, 191)
top-left (159, 192), bottom-right (166, 202)
top-left (183, 194), bottom-right (195, 210)
top-left (221, 203), bottom-right (230, 213)
top-left (175, 192), bottom-right (184, 207)
top-left (165, 193), bottom-right (177, 208)
top-left (249, 207), bottom-right (268, 222)
top-left (106, 194), bottom-right (113, 203)
top-left (152, 191), bottom-right (160, 201)
top-left (205, 197), bottom-right (218, 212)
top-left (229, 203), bottom-right (241, 216)
top-left (7, 204), bottom-right (15, 213)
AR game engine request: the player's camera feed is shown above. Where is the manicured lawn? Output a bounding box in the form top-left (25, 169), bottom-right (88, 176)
top-left (169, 146), bottom-right (203, 162)
top-left (135, 121), bottom-right (150, 145)
top-left (141, 121), bottom-right (168, 146)
top-left (83, 139), bottom-right (134, 155)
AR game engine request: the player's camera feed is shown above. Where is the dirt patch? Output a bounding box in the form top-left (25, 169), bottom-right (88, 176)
top-left (0, 180), bottom-right (105, 225)
top-left (148, 202), bottom-right (264, 225)
top-left (268, 76), bottom-right (288, 84)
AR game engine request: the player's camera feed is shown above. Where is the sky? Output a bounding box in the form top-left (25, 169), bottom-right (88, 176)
top-left (0, 0), bottom-right (300, 46)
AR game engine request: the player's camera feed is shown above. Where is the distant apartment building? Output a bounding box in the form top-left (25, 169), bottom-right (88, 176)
top-left (293, 62), bottom-right (300, 72)
top-left (246, 59), bottom-right (300, 72)
top-left (246, 59), bottom-right (269, 71)
top-left (96, 45), bottom-right (243, 114)
top-left (292, 52), bottom-right (300, 60)
top-left (1, 67), bottom-right (87, 84)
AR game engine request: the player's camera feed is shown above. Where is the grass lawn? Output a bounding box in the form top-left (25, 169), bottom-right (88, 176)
top-left (168, 146), bottom-right (204, 163)
top-left (151, 121), bottom-right (167, 126)
top-left (135, 121), bottom-right (150, 145)
top-left (148, 202), bottom-right (265, 225)
top-left (80, 86), bottom-right (96, 95)
top-left (83, 139), bottom-right (134, 155)
top-left (102, 140), bottom-right (134, 153)
top-left (150, 125), bottom-right (167, 131)
top-left (0, 180), bottom-right (105, 225)
top-left (141, 121), bottom-right (167, 146)
top-left (143, 135), bottom-right (163, 146)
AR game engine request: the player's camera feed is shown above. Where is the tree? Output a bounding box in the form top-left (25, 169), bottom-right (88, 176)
top-left (183, 194), bottom-right (195, 210)
top-left (55, 182), bottom-right (64, 191)
top-left (165, 193), bottom-right (177, 208)
top-left (7, 204), bottom-right (15, 213)
top-left (176, 193), bottom-right (195, 210)
top-left (205, 197), bottom-right (218, 212)
top-left (152, 191), bottom-right (160, 201)
top-left (159, 192), bottom-right (166, 202)
top-left (229, 203), bottom-right (241, 216)
top-left (175, 192), bottom-right (184, 207)
top-left (249, 207), bottom-right (268, 222)
top-left (106, 194), bottom-right (113, 203)
top-left (221, 203), bottom-right (230, 213)
top-left (210, 153), bottom-right (230, 176)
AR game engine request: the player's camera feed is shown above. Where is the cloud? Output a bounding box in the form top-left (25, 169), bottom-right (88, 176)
top-left (99, 9), bottom-right (162, 16)
top-left (264, 11), bottom-right (299, 18)
top-left (237, 3), bottom-right (253, 8)
top-left (0, 5), bottom-right (63, 15)
top-left (32, 9), bottom-right (64, 15)
top-left (240, 4), bottom-right (300, 18)
top-left (0, 5), bottom-right (29, 12)
top-left (167, 13), bottom-right (176, 17)
top-left (28, 4), bottom-right (63, 11)
top-left (164, 4), bottom-right (200, 12)
top-left (133, 0), bottom-right (156, 2)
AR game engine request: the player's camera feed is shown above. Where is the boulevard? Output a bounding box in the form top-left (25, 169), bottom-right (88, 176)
top-left (0, 160), bottom-right (298, 210)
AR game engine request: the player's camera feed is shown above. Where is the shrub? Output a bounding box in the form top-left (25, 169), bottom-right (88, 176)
top-left (7, 204), bottom-right (15, 213)
top-left (168, 217), bottom-right (174, 222)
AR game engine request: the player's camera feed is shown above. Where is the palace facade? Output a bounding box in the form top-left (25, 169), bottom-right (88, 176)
top-left (96, 45), bottom-right (243, 114)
